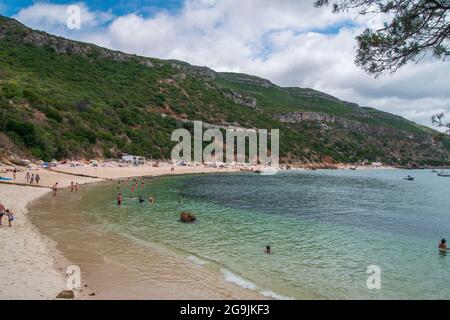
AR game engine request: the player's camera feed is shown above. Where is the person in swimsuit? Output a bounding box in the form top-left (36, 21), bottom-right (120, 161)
top-left (35, 174), bottom-right (40, 184)
top-left (265, 245), bottom-right (271, 254)
top-left (6, 209), bottom-right (14, 227)
top-left (70, 181), bottom-right (74, 192)
top-left (117, 193), bottom-right (123, 206)
top-left (139, 195), bottom-right (145, 203)
top-left (0, 202), bottom-right (5, 226)
top-left (53, 182), bottom-right (58, 196)
top-left (30, 174), bottom-right (35, 184)
top-left (439, 239), bottom-right (449, 252)
top-left (25, 172), bottom-right (30, 182)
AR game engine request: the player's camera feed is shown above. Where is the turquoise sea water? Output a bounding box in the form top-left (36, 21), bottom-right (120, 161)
top-left (72, 170), bottom-right (450, 299)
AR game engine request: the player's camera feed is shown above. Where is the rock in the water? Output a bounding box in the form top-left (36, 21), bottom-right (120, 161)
top-left (56, 290), bottom-right (75, 299)
top-left (180, 211), bottom-right (197, 223)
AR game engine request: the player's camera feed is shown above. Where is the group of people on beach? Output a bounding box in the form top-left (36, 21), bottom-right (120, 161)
top-left (50, 181), bottom-right (79, 196)
top-left (0, 202), bottom-right (14, 228)
top-left (116, 179), bottom-right (155, 206)
top-left (25, 172), bottom-right (41, 185)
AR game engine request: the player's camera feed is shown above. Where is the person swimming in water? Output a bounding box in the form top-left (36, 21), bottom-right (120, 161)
top-left (139, 195), bottom-right (145, 203)
top-left (265, 245), bottom-right (271, 254)
top-left (439, 239), bottom-right (449, 252)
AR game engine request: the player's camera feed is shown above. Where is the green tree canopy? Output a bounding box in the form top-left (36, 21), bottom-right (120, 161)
top-left (315, 0), bottom-right (450, 77)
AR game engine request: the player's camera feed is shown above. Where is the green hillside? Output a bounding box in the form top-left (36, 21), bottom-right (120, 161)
top-left (0, 15), bottom-right (448, 165)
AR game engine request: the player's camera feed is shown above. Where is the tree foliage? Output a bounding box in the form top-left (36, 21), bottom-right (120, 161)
top-left (315, 0), bottom-right (450, 77)
top-left (432, 113), bottom-right (450, 134)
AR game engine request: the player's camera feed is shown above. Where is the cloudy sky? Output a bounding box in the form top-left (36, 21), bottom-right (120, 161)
top-left (1, 0), bottom-right (449, 128)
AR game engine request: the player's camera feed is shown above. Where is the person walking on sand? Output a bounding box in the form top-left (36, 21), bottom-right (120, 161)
top-left (53, 182), bottom-right (58, 196)
top-left (0, 202), bottom-right (5, 226)
top-left (70, 181), bottom-right (74, 192)
top-left (5, 209), bottom-right (14, 227)
top-left (25, 171), bottom-right (30, 183)
top-left (30, 173), bottom-right (35, 184)
top-left (117, 193), bottom-right (123, 206)
top-left (75, 182), bottom-right (78, 192)
top-left (35, 174), bottom-right (40, 185)
top-left (13, 168), bottom-right (17, 180)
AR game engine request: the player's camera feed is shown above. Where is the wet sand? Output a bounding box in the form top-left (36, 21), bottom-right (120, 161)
top-left (29, 180), bottom-right (266, 299)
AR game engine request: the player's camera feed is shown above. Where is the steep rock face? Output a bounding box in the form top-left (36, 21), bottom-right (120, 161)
top-left (274, 112), bottom-right (336, 123)
top-left (223, 90), bottom-right (260, 111)
top-left (272, 112), bottom-right (434, 144)
top-left (274, 112), bottom-right (368, 134)
top-left (273, 112), bottom-right (370, 133)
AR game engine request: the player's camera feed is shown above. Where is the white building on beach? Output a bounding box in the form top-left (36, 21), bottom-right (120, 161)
top-left (122, 154), bottom-right (145, 165)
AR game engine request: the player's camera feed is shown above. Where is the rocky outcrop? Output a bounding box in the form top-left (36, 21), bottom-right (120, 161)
top-left (223, 90), bottom-right (260, 111)
top-left (272, 112), bottom-right (430, 140)
top-left (56, 290), bottom-right (75, 299)
top-left (180, 212), bottom-right (197, 223)
top-left (274, 112), bottom-right (336, 123)
top-left (218, 73), bottom-right (274, 88)
top-left (0, 15), bottom-right (155, 67)
top-left (170, 61), bottom-right (217, 80)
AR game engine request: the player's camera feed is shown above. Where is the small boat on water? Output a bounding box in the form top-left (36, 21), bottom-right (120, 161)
top-left (437, 170), bottom-right (450, 177)
top-left (404, 175), bottom-right (415, 181)
top-left (432, 169), bottom-right (438, 173)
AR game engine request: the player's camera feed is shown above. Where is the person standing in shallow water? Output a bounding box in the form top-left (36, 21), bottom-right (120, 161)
top-left (439, 239), bottom-right (449, 252)
top-left (117, 193), bottom-right (123, 206)
top-left (52, 182), bottom-right (58, 196)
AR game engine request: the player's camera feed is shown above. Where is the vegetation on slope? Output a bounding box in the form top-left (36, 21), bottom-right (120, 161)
top-left (0, 15), bottom-right (448, 165)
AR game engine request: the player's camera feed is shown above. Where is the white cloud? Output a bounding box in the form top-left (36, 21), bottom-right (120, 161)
top-left (13, 2), bottom-right (113, 35)
top-left (12, 0), bottom-right (450, 128)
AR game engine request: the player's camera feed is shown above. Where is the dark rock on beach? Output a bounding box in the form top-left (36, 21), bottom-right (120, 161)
top-left (56, 290), bottom-right (75, 299)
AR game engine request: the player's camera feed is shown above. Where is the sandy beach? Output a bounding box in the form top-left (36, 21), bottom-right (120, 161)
top-left (0, 161), bottom-right (397, 300)
top-left (0, 163), bottom-right (260, 299)
top-left (0, 183), bottom-right (65, 299)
